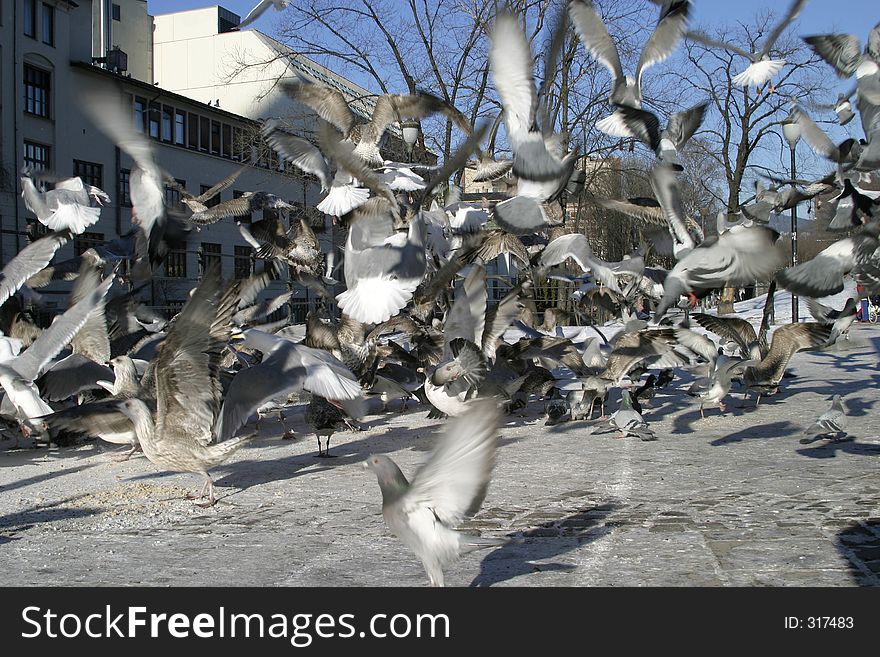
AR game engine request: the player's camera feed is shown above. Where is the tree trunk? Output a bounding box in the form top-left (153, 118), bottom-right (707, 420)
top-left (717, 286), bottom-right (736, 315)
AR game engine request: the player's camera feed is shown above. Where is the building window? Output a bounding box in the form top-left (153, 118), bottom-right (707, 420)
top-left (200, 184), bottom-right (221, 208)
top-left (199, 116), bottom-right (210, 152)
top-left (74, 232), bottom-right (105, 257)
top-left (231, 127), bottom-right (242, 161)
top-left (233, 190), bottom-right (251, 222)
top-left (148, 102), bottom-right (160, 140)
top-left (24, 64), bottom-right (50, 118)
top-left (73, 160), bottom-right (103, 189)
top-left (119, 169), bottom-right (131, 207)
top-left (41, 3), bottom-right (54, 46)
top-left (187, 113), bottom-right (199, 149)
top-left (222, 124), bottom-right (232, 158)
top-left (200, 242), bottom-right (221, 275)
top-left (24, 0), bottom-right (36, 38)
top-left (164, 248), bottom-right (187, 278)
top-left (234, 245), bottom-right (252, 280)
top-left (23, 141), bottom-right (50, 171)
top-left (112, 3), bottom-right (121, 21)
top-left (164, 180), bottom-right (185, 211)
top-left (134, 96), bottom-right (147, 133)
top-left (162, 105), bottom-right (173, 142)
top-left (210, 120), bottom-right (221, 156)
top-left (164, 299), bottom-right (185, 319)
top-left (175, 110), bottom-right (186, 145)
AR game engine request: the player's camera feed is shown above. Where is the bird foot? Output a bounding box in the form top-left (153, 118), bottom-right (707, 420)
top-left (281, 430), bottom-right (297, 441)
top-left (314, 452), bottom-right (338, 459)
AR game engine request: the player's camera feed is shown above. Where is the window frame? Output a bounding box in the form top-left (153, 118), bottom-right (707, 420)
top-left (133, 96), bottom-right (147, 134)
top-left (40, 2), bottom-right (54, 46)
top-left (175, 109), bottom-right (186, 145)
top-left (164, 247), bottom-right (187, 279)
top-left (234, 245), bottom-right (253, 280)
top-left (23, 140), bottom-right (51, 172)
top-left (73, 160), bottom-right (103, 190)
top-left (23, 0), bottom-right (36, 38)
top-left (119, 168), bottom-right (132, 207)
top-left (200, 242), bottom-right (222, 275)
top-left (73, 232), bottom-right (105, 257)
top-left (23, 64), bottom-right (50, 118)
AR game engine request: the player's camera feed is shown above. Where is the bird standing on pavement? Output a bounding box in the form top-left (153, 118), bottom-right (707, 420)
top-left (800, 395), bottom-right (848, 444)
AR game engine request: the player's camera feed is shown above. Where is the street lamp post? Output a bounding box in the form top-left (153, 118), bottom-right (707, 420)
top-left (400, 119), bottom-right (420, 161)
top-left (782, 113), bottom-right (801, 323)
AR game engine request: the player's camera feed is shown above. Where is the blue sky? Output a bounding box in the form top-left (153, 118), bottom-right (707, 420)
top-left (146, 1), bottom-right (878, 185)
top-left (146, 1), bottom-right (880, 41)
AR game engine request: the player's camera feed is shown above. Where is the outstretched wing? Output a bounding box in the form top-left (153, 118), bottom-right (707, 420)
top-left (404, 399), bottom-right (501, 524)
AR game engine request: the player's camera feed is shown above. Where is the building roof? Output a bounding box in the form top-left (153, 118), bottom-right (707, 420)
top-left (70, 61), bottom-right (260, 127)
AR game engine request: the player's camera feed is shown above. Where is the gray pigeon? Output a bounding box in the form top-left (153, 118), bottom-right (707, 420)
top-left (800, 395), bottom-right (848, 444)
top-left (595, 389), bottom-right (656, 441)
top-left (364, 399), bottom-right (506, 586)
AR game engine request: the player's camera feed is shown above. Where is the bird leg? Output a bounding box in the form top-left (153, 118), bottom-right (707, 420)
top-left (315, 434), bottom-right (337, 459)
top-left (110, 445), bottom-right (140, 462)
top-left (188, 475), bottom-right (216, 507)
top-left (718, 401), bottom-right (726, 415)
top-left (279, 412), bottom-right (296, 440)
top-left (699, 403), bottom-right (705, 420)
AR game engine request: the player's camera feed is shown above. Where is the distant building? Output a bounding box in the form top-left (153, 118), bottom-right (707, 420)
top-left (153, 5), bottom-right (431, 164)
top-left (0, 1), bottom-right (423, 321)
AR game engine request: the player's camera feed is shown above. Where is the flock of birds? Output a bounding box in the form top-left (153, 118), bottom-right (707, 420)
top-left (1, 0), bottom-right (879, 586)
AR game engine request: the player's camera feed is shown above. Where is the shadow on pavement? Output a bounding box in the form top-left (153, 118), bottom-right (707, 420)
top-left (470, 504), bottom-right (619, 587)
top-left (835, 520), bottom-right (880, 586)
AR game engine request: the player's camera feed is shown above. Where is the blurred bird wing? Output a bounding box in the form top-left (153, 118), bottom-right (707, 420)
top-left (443, 264), bottom-right (487, 355)
top-left (13, 274), bottom-right (113, 383)
top-left (568, 0), bottom-right (624, 83)
top-left (0, 231), bottom-right (70, 307)
top-left (154, 269), bottom-right (228, 447)
top-left (636, 0), bottom-right (690, 82)
top-left (759, 0), bottom-right (808, 57)
top-left (195, 165), bottom-right (248, 203)
top-left (281, 77), bottom-right (358, 136)
top-left (262, 121), bottom-right (330, 190)
top-left (404, 399), bottom-right (501, 525)
top-left (489, 12), bottom-right (538, 144)
top-left (803, 33), bottom-right (862, 78)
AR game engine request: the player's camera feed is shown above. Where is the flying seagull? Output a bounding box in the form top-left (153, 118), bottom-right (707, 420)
top-left (569, 0), bottom-right (692, 136)
top-left (20, 171), bottom-right (109, 234)
top-left (684, 0), bottom-right (807, 89)
top-left (116, 266), bottom-right (252, 506)
top-left (364, 399), bottom-right (506, 586)
top-left (236, 0), bottom-right (289, 31)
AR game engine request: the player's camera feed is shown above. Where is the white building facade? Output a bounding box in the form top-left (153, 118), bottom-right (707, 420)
top-left (0, 0), bottom-right (344, 320)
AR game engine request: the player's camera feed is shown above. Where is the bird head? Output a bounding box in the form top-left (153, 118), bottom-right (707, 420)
top-left (363, 454), bottom-right (409, 499)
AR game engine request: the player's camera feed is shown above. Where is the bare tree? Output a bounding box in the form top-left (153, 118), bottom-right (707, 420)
top-left (667, 10), bottom-right (828, 312)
